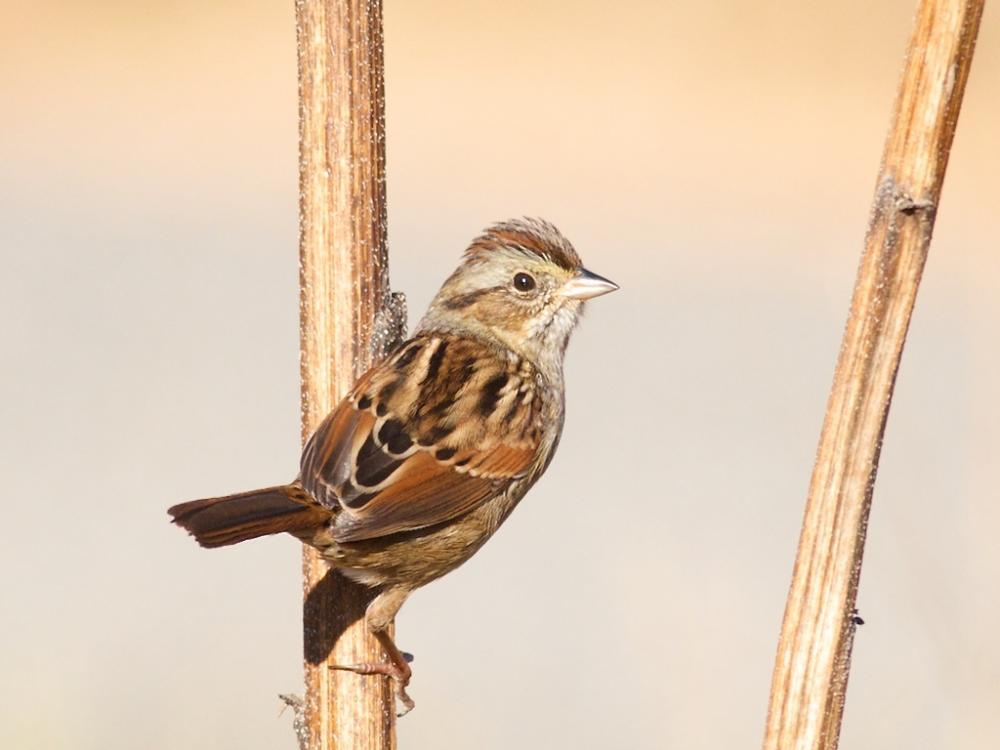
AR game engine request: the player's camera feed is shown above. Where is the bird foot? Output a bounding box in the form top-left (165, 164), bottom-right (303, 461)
top-left (329, 660), bottom-right (415, 717)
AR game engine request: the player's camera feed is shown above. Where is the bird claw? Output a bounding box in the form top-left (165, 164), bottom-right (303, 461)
top-left (329, 661), bottom-right (391, 676)
top-left (395, 685), bottom-right (415, 717)
top-left (329, 660), bottom-right (415, 717)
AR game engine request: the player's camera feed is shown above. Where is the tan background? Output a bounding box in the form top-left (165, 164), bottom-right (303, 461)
top-left (2, 1), bottom-right (999, 748)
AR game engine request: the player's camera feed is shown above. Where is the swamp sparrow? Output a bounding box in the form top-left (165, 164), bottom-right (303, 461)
top-left (168, 218), bottom-right (617, 713)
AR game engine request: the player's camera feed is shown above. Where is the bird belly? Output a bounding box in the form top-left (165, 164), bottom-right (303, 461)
top-left (314, 488), bottom-right (525, 590)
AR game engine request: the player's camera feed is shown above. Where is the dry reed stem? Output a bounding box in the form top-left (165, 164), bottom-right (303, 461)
top-left (297, 1), bottom-right (395, 747)
top-left (763, 2), bottom-right (984, 748)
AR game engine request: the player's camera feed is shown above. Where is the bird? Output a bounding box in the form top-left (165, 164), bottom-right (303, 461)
top-left (168, 218), bottom-right (618, 714)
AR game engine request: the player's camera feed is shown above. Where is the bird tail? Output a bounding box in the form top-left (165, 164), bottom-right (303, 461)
top-left (168, 485), bottom-right (329, 548)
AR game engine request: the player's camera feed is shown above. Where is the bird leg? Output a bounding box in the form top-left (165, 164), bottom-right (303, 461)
top-left (328, 586), bottom-right (415, 716)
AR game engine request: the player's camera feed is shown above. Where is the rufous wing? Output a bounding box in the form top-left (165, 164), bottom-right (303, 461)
top-left (299, 334), bottom-right (545, 543)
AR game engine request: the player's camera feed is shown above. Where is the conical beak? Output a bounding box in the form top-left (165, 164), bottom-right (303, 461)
top-left (560, 268), bottom-right (620, 300)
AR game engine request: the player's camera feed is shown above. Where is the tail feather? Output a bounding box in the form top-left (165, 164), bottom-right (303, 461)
top-left (168, 485), bottom-right (329, 548)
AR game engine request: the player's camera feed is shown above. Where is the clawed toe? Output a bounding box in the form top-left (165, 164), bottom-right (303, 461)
top-left (328, 659), bottom-right (415, 716)
top-left (395, 684), bottom-right (415, 717)
top-left (329, 661), bottom-right (397, 677)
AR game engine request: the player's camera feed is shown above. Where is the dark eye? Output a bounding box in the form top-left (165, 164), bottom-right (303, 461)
top-left (512, 272), bottom-right (536, 292)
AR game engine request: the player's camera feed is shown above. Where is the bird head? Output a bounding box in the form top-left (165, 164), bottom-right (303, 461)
top-left (420, 218), bottom-right (618, 375)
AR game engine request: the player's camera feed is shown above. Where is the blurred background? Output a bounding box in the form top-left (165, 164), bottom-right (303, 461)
top-left (2, 1), bottom-right (998, 747)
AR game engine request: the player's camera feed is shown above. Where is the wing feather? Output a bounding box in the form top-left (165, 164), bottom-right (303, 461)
top-left (299, 334), bottom-right (545, 542)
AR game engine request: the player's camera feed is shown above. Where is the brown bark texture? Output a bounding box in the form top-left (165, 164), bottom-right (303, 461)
top-left (297, 1), bottom-right (395, 747)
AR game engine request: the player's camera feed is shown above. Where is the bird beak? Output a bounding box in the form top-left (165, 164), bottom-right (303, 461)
top-left (560, 268), bottom-right (620, 300)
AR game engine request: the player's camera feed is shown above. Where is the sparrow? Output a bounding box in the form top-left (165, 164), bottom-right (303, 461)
top-left (168, 218), bottom-right (618, 714)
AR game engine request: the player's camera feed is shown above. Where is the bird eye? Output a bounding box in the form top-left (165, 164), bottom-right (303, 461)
top-left (512, 272), bottom-right (536, 292)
